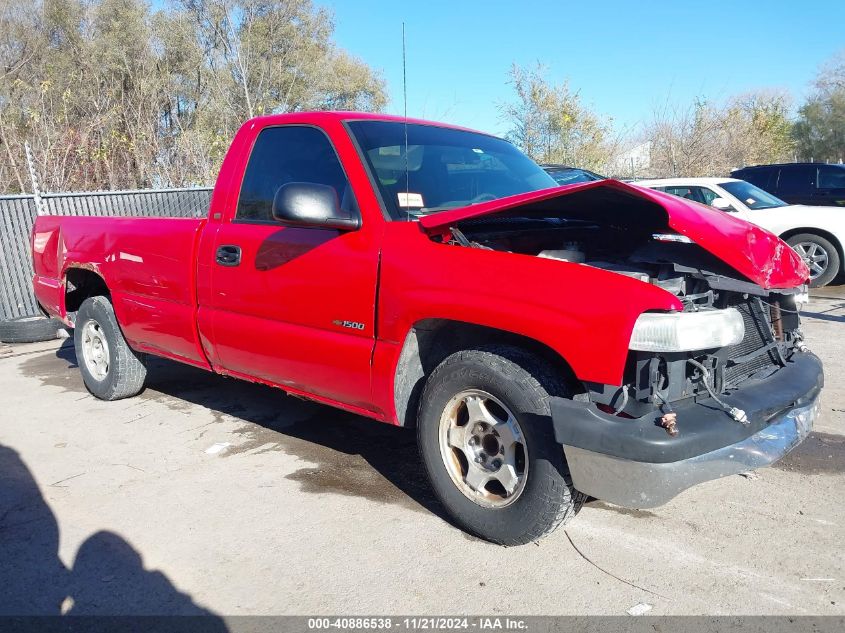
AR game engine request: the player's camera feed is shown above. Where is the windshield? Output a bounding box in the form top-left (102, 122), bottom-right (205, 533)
top-left (545, 167), bottom-right (604, 185)
top-left (347, 120), bottom-right (556, 220)
top-left (719, 180), bottom-right (787, 210)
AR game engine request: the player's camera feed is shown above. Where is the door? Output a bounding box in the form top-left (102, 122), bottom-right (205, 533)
top-left (775, 165), bottom-right (816, 205)
top-left (813, 165), bottom-right (845, 207)
top-left (202, 125), bottom-right (380, 410)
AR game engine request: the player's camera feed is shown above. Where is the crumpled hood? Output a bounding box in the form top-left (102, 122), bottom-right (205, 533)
top-left (419, 179), bottom-right (809, 289)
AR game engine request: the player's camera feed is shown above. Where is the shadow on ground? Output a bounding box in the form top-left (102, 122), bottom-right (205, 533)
top-left (776, 431), bottom-right (845, 475)
top-left (802, 307), bottom-right (845, 323)
top-left (23, 340), bottom-right (446, 522)
top-left (0, 444), bottom-right (228, 623)
top-left (809, 280), bottom-right (845, 301)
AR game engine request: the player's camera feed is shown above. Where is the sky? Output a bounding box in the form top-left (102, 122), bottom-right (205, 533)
top-left (318, 0), bottom-right (845, 139)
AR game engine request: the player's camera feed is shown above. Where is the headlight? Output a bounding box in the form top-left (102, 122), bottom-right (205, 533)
top-left (629, 308), bottom-right (745, 352)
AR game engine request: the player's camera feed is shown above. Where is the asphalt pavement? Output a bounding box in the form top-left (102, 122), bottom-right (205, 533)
top-left (1, 287), bottom-right (843, 616)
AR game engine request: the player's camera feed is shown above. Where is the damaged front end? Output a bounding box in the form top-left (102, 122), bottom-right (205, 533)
top-left (551, 278), bottom-right (823, 508)
top-left (595, 282), bottom-right (809, 423)
top-left (422, 180), bottom-right (823, 508)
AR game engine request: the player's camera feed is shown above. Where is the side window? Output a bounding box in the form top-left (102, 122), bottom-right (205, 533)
top-left (777, 165), bottom-right (815, 195)
top-left (662, 186), bottom-right (704, 203)
top-left (740, 168), bottom-right (772, 190)
top-left (817, 166), bottom-right (845, 189)
top-left (697, 188), bottom-right (719, 206)
top-left (236, 126), bottom-right (352, 222)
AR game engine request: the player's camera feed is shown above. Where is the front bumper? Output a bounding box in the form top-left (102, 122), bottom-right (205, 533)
top-left (551, 352), bottom-right (823, 508)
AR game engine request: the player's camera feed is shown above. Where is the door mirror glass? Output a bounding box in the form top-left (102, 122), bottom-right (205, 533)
top-left (272, 182), bottom-right (360, 230)
top-left (711, 197), bottom-right (735, 212)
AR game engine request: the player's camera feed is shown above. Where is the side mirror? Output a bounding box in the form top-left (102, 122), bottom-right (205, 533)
top-left (711, 197), bottom-right (735, 212)
top-left (272, 182), bottom-right (360, 230)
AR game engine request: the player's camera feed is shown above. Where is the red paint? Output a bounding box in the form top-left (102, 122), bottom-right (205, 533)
top-left (31, 111), bottom-right (809, 425)
top-left (33, 215), bottom-right (210, 366)
top-left (420, 179), bottom-right (809, 289)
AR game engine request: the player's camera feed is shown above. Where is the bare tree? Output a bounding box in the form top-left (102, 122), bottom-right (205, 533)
top-left (644, 91), bottom-right (794, 177)
top-left (794, 49), bottom-right (845, 162)
top-left (0, 0), bottom-right (387, 193)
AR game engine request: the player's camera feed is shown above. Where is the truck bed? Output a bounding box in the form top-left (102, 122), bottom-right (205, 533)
top-left (32, 215), bottom-right (209, 366)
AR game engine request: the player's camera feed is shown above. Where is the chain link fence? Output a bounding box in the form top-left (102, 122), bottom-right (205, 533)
top-left (0, 188), bottom-right (212, 321)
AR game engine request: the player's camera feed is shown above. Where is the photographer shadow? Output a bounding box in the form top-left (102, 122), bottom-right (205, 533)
top-left (0, 444), bottom-right (226, 626)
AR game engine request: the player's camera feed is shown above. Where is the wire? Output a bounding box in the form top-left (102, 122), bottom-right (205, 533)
top-left (652, 390), bottom-right (674, 414)
top-left (755, 297), bottom-right (801, 314)
top-left (686, 358), bottom-right (749, 424)
top-left (612, 386), bottom-right (629, 416)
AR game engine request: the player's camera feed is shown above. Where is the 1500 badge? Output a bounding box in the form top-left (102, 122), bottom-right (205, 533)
top-left (332, 319), bottom-right (366, 330)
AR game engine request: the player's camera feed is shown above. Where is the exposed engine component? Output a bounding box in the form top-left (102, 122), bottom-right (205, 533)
top-left (448, 215), bottom-right (735, 302)
top-left (687, 358), bottom-right (749, 425)
top-left (442, 212), bottom-right (807, 418)
top-left (537, 241), bottom-right (586, 264)
top-left (584, 261), bottom-right (649, 284)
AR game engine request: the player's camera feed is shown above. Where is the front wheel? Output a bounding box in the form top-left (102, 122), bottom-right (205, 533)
top-left (74, 296), bottom-right (147, 400)
top-left (786, 233), bottom-right (841, 288)
top-left (417, 345), bottom-right (585, 545)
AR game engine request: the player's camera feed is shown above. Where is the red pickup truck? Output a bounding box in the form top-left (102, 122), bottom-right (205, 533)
top-left (32, 112), bottom-right (823, 544)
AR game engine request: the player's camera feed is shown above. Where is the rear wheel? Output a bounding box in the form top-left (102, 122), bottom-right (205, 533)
top-left (786, 233), bottom-right (840, 288)
top-left (74, 296), bottom-right (147, 400)
top-left (417, 345), bottom-right (585, 545)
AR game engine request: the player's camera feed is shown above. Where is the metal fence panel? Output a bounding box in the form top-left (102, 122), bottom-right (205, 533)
top-left (0, 188), bottom-right (212, 321)
top-left (0, 196), bottom-right (39, 320)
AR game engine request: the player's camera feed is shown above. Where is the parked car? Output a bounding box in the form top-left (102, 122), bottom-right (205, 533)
top-left (731, 163), bottom-right (845, 208)
top-left (636, 177), bottom-right (845, 287)
top-left (542, 164), bottom-right (605, 185)
top-left (32, 112), bottom-right (822, 545)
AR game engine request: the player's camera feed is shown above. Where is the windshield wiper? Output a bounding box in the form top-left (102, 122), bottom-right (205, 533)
top-left (408, 205), bottom-right (463, 216)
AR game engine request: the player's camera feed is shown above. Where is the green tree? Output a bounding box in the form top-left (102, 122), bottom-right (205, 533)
top-left (499, 63), bottom-right (614, 171)
top-left (723, 91), bottom-right (794, 168)
top-left (794, 50), bottom-right (845, 162)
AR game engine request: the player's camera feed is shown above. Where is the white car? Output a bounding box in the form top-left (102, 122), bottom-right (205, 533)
top-left (636, 177), bottom-right (845, 287)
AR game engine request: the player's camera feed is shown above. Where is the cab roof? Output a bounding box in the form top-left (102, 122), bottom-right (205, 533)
top-left (241, 111), bottom-right (486, 135)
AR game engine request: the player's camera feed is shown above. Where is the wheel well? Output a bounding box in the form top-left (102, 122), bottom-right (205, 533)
top-left (65, 268), bottom-right (109, 315)
top-left (392, 319), bottom-right (580, 427)
top-left (780, 227), bottom-right (844, 262)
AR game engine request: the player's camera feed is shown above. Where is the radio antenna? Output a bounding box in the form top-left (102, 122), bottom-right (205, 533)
top-left (402, 22), bottom-right (410, 221)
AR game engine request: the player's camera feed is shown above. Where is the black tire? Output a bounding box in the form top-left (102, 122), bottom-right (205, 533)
top-left (0, 315), bottom-right (64, 343)
top-left (417, 345), bottom-right (585, 545)
top-left (74, 296), bottom-right (147, 400)
top-left (786, 233), bottom-right (841, 288)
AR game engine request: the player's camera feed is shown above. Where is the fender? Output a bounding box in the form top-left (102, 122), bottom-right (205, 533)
top-left (371, 222), bottom-right (685, 422)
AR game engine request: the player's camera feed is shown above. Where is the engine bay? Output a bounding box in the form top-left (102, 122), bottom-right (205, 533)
top-left (447, 214), bottom-right (756, 309)
top-left (437, 209), bottom-right (807, 417)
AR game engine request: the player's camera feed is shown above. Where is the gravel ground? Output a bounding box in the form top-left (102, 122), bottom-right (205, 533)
top-left (1, 289), bottom-right (843, 617)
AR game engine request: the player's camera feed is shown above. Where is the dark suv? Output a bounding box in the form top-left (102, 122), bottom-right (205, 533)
top-left (731, 163), bottom-right (845, 207)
